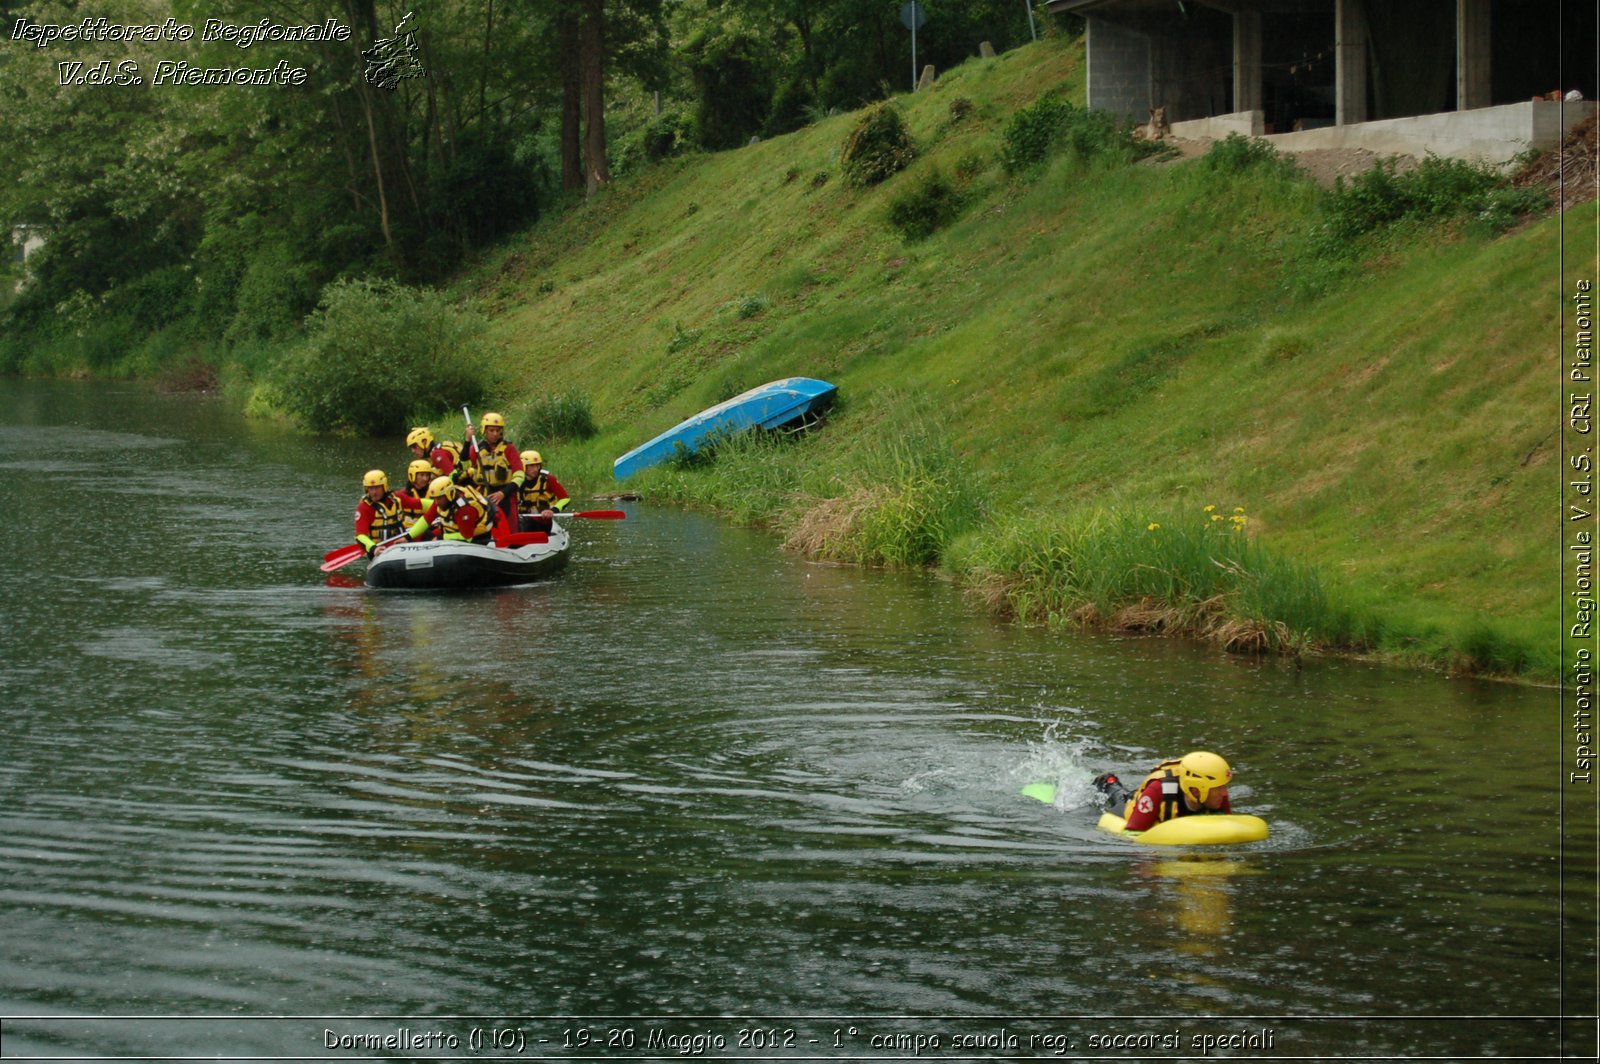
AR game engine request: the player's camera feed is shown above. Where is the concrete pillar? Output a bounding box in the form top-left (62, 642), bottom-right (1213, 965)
top-left (1456, 0), bottom-right (1491, 111)
top-left (1233, 11), bottom-right (1262, 116)
top-left (1334, 0), bottom-right (1369, 126)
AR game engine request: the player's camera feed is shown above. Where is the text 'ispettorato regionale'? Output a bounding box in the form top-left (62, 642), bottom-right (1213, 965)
top-left (11, 17), bottom-right (353, 88)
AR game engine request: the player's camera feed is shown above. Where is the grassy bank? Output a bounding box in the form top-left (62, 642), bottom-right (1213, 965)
top-left (428, 34), bottom-right (1575, 682)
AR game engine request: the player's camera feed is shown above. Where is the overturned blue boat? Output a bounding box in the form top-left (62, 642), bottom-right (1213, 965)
top-left (613, 376), bottom-right (838, 480)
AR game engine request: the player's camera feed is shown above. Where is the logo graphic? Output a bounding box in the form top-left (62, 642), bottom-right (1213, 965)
top-left (362, 11), bottom-right (425, 91)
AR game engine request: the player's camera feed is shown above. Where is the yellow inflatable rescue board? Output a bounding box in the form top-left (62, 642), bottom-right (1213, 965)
top-left (1022, 782), bottom-right (1269, 845)
top-left (1095, 811), bottom-right (1269, 846)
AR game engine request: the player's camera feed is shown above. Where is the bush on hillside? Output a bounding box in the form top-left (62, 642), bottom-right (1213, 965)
top-left (1002, 95), bottom-right (1143, 173)
top-left (1201, 133), bottom-right (1298, 178)
top-left (275, 279), bottom-right (493, 435)
top-left (840, 103), bottom-right (916, 187)
top-left (1001, 94), bottom-right (1073, 172)
top-left (1319, 155), bottom-right (1551, 247)
top-left (612, 107), bottom-right (697, 176)
top-left (512, 389), bottom-right (598, 444)
top-left (887, 169), bottom-right (966, 240)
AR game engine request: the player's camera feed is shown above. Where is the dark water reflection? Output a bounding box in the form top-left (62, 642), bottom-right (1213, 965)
top-left (0, 381), bottom-right (1590, 1059)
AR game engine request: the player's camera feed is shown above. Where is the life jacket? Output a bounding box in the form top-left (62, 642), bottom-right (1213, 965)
top-left (398, 488), bottom-right (428, 524)
top-left (519, 469), bottom-right (561, 511)
top-left (433, 484), bottom-right (493, 541)
top-left (1123, 759), bottom-right (1190, 824)
top-left (429, 441), bottom-right (463, 478)
top-left (474, 439), bottom-right (520, 488)
top-left (356, 491), bottom-right (409, 542)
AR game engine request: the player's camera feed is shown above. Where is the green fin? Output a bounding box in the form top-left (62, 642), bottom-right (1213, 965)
top-left (1021, 782), bottom-right (1057, 804)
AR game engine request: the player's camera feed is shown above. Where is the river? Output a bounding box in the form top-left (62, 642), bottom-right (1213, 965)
top-left (0, 381), bottom-right (1592, 1061)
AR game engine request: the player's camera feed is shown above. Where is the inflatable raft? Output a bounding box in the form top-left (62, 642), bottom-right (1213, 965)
top-left (1022, 782), bottom-right (1269, 846)
top-left (365, 526), bottom-right (569, 589)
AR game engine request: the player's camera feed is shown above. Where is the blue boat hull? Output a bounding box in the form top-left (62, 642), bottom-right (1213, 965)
top-left (613, 377), bottom-right (837, 479)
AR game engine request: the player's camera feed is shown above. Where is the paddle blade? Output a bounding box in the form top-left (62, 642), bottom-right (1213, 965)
top-left (323, 542), bottom-right (359, 563)
top-left (320, 544), bottom-right (366, 572)
top-left (568, 509), bottom-right (626, 520)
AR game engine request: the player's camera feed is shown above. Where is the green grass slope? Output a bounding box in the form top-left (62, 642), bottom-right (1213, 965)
top-left (459, 34), bottom-right (1582, 682)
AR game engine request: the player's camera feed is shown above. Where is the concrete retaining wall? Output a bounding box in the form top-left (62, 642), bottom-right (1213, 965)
top-left (1263, 100), bottom-right (1597, 164)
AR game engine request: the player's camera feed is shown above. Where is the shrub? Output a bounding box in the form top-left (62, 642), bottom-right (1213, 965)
top-left (513, 389), bottom-right (597, 443)
top-left (887, 169), bottom-right (965, 240)
top-left (612, 107), bottom-right (696, 176)
top-left (840, 103), bottom-right (916, 187)
top-left (1061, 106), bottom-right (1140, 165)
top-left (274, 279), bottom-right (493, 435)
top-left (1001, 94), bottom-right (1073, 172)
top-left (1201, 133), bottom-right (1294, 177)
top-left (1001, 95), bottom-right (1140, 173)
top-left (1317, 154), bottom-right (1543, 248)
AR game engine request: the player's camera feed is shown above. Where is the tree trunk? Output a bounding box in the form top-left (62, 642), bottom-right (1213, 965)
top-left (581, 0), bottom-right (609, 195)
top-left (479, 0), bottom-right (494, 122)
top-left (558, 3), bottom-right (584, 192)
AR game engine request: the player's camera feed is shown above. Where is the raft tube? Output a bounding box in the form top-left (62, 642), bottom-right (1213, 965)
top-left (365, 527), bottom-right (569, 590)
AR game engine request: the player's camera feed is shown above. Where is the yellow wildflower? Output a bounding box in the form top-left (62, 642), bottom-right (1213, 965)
top-left (1147, 522), bottom-right (1161, 532)
top-left (1203, 504), bottom-right (1216, 513)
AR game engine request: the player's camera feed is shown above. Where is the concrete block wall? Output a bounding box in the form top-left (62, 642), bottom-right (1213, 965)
top-left (1086, 18), bottom-right (1150, 122)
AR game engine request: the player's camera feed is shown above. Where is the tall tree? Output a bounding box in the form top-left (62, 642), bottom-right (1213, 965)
top-left (581, 0), bottom-right (609, 192)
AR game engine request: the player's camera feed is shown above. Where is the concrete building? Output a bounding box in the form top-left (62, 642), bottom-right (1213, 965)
top-left (1046, 0), bottom-right (1597, 163)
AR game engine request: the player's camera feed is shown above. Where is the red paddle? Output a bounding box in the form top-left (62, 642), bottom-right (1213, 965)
top-left (319, 529), bottom-right (411, 572)
top-left (555, 509), bottom-right (626, 520)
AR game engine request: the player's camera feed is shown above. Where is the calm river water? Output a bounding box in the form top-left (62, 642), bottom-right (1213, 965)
top-left (0, 381), bottom-right (1592, 1061)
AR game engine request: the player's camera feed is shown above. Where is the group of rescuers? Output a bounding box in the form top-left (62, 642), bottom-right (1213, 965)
top-left (354, 412), bottom-right (570, 558)
top-left (1093, 750), bottom-right (1234, 832)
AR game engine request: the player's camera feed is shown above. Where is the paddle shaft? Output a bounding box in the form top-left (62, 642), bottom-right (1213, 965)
top-left (320, 528), bottom-right (410, 572)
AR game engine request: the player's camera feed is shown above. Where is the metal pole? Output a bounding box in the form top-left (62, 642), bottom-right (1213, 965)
top-left (912, 18), bottom-right (918, 92)
top-left (1024, 0), bottom-right (1037, 41)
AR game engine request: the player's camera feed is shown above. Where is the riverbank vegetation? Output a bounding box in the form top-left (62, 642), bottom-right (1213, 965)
top-left (2, 15), bottom-right (1580, 683)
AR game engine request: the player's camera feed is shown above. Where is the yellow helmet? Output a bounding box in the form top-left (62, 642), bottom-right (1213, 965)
top-left (407, 459), bottom-right (436, 483)
top-left (1178, 751), bottom-right (1232, 804)
top-left (406, 427), bottom-right (434, 451)
top-left (523, 449), bottom-right (542, 465)
top-left (427, 475), bottom-right (457, 500)
top-left (481, 411), bottom-right (506, 429)
top-left (363, 469), bottom-right (388, 492)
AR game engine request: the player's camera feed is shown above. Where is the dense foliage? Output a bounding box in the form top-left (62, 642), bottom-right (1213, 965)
top-left (275, 280), bottom-right (492, 435)
top-left (0, 0), bottom-right (1047, 391)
